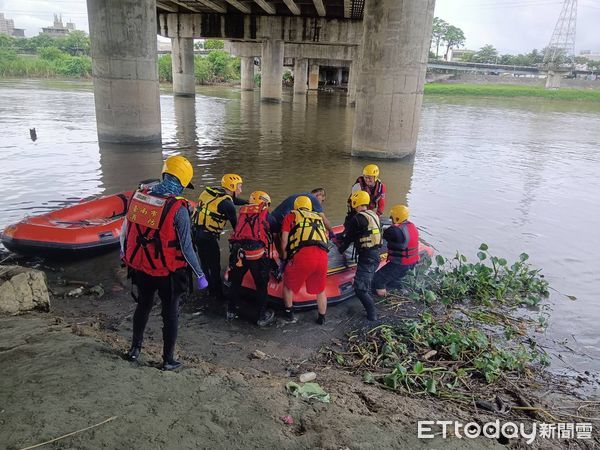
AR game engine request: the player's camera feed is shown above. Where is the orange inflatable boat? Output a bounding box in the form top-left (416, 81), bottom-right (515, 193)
top-left (226, 223), bottom-right (434, 310)
top-left (1, 192), bottom-right (131, 255)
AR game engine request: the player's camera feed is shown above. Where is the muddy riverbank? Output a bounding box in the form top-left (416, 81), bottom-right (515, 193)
top-left (1, 263), bottom-right (599, 449)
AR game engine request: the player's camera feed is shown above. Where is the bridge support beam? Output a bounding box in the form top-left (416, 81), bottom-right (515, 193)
top-left (352, 0), bottom-right (435, 158)
top-left (172, 36), bottom-right (195, 96)
top-left (293, 58), bottom-right (308, 95)
top-left (308, 63), bottom-right (320, 90)
top-left (86, 0), bottom-right (161, 144)
top-left (260, 39), bottom-right (284, 102)
top-left (241, 56), bottom-right (255, 91)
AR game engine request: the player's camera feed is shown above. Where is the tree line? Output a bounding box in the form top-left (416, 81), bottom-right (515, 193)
top-left (430, 17), bottom-right (600, 72)
top-left (0, 31), bottom-right (91, 78)
top-left (0, 33), bottom-right (241, 82)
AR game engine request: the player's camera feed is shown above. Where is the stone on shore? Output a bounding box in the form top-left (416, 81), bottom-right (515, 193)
top-left (0, 265), bottom-right (50, 314)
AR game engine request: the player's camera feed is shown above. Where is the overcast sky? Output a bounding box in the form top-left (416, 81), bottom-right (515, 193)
top-left (1, 0), bottom-right (599, 55)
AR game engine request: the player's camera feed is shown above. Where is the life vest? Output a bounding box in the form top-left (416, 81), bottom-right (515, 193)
top-left (230, 203), bottom-right (271, 249)
top-left (286, 209), bottom-right (329, 257)
top-left (387, 221), bottom-right (420, 265)
top-left (350, 176), bottom-right (385, 212)
top-left (194, 186), bottom-right (232, 235)
top-left (124, 189), bottom-right (188, 277)
top-left (357, 210), bottom-right (382, 250)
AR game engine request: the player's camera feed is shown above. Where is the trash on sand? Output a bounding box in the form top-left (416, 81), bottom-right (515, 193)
top-left (280, 415), bottom-right (294, 425)
top-left (88, 285), bottom-right (104, 298)
top-left (67, 287), bottom-right (84, 297)
top-left (286, 381), bottom-right (330, 403)
top-left (299, 372), bottom-right (317, 383)
top-left (251, 350), bottom-right (268, 360)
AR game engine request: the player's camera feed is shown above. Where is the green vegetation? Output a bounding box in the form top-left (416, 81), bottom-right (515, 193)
top-left (0, 35), bottom-right (241, 84)
top-left (425, 83), bottom-right (600, 101)
top-left (403, 244), bottom-right (550, 307)
top-left (328, 245), bottom-right (552, 401)
top-left (203, 39), bottom-right (225, 50)
top-left (282, 70), bottom-right (293, 86)
top-left (0, 32), bottom-right (91, 78)
top-left (157, 50), bottom-right (240, 85)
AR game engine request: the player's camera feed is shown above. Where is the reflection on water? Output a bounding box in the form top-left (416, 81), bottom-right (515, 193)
top-left (1, 80), bottom-right (599, 375)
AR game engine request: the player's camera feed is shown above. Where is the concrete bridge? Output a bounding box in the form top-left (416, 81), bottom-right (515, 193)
top-left (428, 60), bottom-right (540, 76)
top-left (86, 0), bottom-right (435, 158)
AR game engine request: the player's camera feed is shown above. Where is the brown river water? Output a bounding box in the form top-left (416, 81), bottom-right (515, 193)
top-left (0, 79), bottom-right (599, 377)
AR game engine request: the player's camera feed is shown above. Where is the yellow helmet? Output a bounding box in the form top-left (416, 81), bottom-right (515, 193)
top-left (293, 195), bottom-right (312, 211)
top-left (221, 173), bottom-right (243, 191)
top-left (249, 190), bottom-right (271, 206)
top-left (162, 155), bottom-right (194, 189)
top-left (390, 204), bottom-right (409, 224)
top-left (350, 190), bottom-right (370, 209)
top-left (362, 164), bottom-right (379, 179)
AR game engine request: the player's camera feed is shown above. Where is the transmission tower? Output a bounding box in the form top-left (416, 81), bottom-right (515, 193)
top-left (543, 0), bottom-right (577, 68)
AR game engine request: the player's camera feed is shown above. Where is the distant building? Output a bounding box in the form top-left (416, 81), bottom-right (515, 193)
top-left (12, 28), bottom-right (25, 37)
top-left (447, 48), bottom-right (476, 62)
top-left (41, 14), bottom-right (76, 36)
top-left (0, 13), bottom-right (15, 36)
top-left (579, 50), bottom-right (600, 62)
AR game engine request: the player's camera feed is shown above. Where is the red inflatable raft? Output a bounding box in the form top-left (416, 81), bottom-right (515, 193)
top-left (1, 192), bottom-right (131, 255)
top-left (226, 223), bottom-right (434, 310)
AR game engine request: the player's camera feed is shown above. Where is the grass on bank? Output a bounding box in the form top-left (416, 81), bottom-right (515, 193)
top-left (425, 82), bottom-right (600, 101)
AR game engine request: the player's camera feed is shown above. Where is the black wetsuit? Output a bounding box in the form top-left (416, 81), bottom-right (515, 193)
top-left (338, 213), bottom-right (381, 321)
top-left (194, 194), bottom-right (247, 302)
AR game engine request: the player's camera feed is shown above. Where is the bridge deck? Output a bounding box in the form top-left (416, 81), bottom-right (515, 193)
top-left (156, 0), bottom-right (364, 19)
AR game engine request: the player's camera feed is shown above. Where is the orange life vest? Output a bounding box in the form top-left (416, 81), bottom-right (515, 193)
top-left (124, 189), bottom-right (188, 276)
top-left (230, 203), bottom-right (271, 248)
top-left (387, 221), bottom-right (420, 265)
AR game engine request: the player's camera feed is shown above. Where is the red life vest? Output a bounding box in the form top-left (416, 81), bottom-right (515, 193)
top-left (387, 221), bottom-right (420, 265)
top-left (229, 203), bottom-right (271, 249)
top-left (353, 176), bottom-right (385, 212)
top-left (124, 189), bottom-right (188, 276)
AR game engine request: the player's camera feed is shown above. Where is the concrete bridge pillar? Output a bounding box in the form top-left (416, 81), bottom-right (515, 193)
top-left (347, 62), bottom-right (357, 105)
top-left (352, 0), bottom-right (435, 158)
top-left (545, 71), bottom-right (562, 89)
top-left (172, 37), bottom-right (195, 96)
top-left (241, 56), bottom-right (255, 91)
top-left (260, 39), bottom-right (284, 102)
top-left (308, 63), bottom-right (320, 90)
top-left (335, 68), bottom-right (344, 86)
top-left (86, 0), bottom-right (161, 144)
top-left (294, 58), bottom-right (308, 95)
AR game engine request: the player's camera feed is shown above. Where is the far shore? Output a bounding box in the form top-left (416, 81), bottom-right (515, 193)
top-left (424, 82), bottom-right (600, 101)
top-left (3, 77), bottom-right (600, 102)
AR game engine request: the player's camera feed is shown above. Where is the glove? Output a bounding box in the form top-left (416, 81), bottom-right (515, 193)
top-left (196, 275), bottom-right (209, 290)
top-left (328, 230), bottom-right (335, 240)
top-left (270, 259), bottom-right (285, 282)
top-left (278, 260), bottom-right (287, 277)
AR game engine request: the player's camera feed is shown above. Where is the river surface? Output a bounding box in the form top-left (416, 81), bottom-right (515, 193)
top-left (1, 79), bottom-right (599, 375)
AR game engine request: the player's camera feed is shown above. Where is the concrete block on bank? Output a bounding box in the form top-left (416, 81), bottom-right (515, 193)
top-left (0, 265), bottom-right (50, 314)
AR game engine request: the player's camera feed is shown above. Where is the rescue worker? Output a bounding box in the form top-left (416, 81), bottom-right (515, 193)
top-left (270, 188), bottom-right (333, 235)
top-left (350, 164), bottom-right (386, 216)
top-left (227, 191), bottom-right (276, 327)
top-left (280, 196), bottom-right (329, 324)
top-left (373, 205), bottom-right (420, 296)
top-left (192, 173), bottom-right (246, 305)
top-left (336, 190), bottom-right (382, 322)
top-left (121, 155), bottom-right (208, 371)
top-left (338, 165), bottom-right (387, 243)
